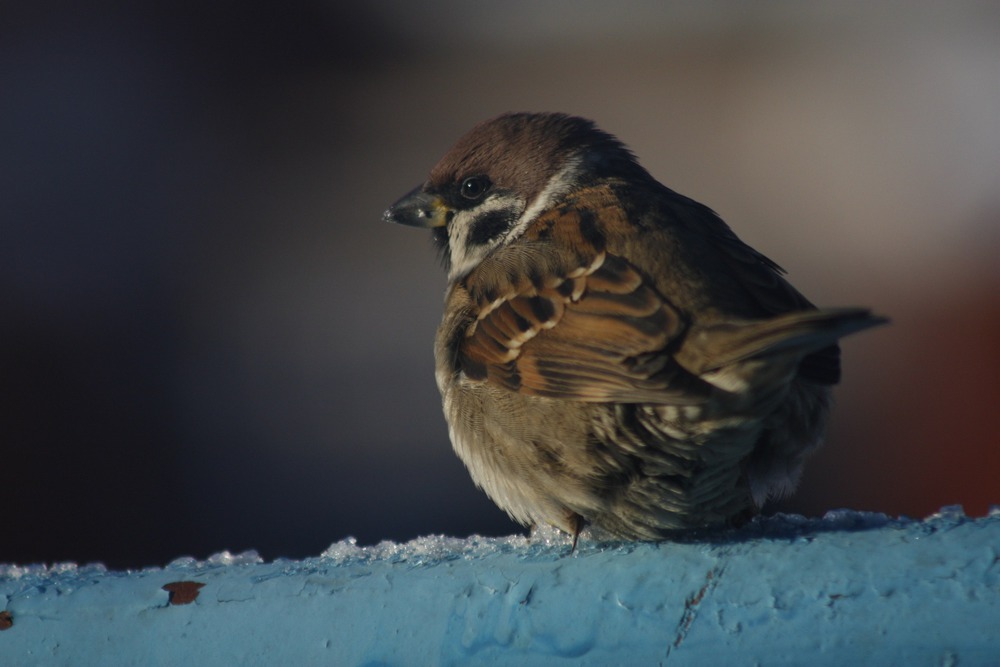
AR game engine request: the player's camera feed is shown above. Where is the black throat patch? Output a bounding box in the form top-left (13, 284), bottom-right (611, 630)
top-left (431, 226), bottom-right (450, 268)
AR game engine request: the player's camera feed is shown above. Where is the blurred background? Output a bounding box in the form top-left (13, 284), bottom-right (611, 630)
top-left (3, 1), bottom-right (998, 570)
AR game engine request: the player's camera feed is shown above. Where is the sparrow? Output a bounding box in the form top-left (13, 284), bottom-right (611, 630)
top-left (384, 112), bottom-right (886, 544)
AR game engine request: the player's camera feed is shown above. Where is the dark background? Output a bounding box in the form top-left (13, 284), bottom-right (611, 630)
top-left (4, 1), bottom-right (999, 570)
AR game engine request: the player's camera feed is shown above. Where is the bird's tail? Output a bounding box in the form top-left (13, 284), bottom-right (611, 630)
top-left (679, 308), bottom-right (888, 392)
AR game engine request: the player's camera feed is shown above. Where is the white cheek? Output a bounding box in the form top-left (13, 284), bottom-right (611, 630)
top-left (447, 211), bottom-right (492, 281)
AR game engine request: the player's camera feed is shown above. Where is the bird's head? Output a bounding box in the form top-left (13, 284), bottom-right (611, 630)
top-left (383, 112), bottom-right (647, 281)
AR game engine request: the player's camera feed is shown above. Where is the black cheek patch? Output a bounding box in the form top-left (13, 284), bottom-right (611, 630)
top-left (467, 209), bottom-right (516, 246)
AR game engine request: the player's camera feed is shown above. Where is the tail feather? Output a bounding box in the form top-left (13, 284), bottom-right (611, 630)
top-left (678, 308), bottom-right (888, 388)
top-left (707, 308), bottom-right (886, 369)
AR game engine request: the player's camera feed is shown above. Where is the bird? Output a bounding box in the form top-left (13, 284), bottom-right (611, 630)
top-left (384, 112), bottom-right (886, 545)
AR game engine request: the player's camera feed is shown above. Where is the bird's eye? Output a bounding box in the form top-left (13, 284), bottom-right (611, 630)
top-left (459, 176), bottom-right (490, 201)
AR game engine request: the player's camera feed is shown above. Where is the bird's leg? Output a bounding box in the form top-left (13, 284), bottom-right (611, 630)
top-left (567, 512), bottom-right (584, 552)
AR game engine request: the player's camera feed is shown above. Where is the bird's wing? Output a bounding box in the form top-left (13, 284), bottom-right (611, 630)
top-left (456, 204), bottom-right (708, 404)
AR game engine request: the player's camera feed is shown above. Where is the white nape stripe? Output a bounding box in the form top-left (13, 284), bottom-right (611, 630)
top-left (504, 157), bottom-right (582, 244)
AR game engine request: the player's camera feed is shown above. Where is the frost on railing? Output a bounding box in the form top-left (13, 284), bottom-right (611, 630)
top-left (2, 508), bottom-right (999, 666)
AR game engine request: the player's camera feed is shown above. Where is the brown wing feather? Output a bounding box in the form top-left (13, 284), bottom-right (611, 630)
top-left (458, 209), bottom-right (705, 403)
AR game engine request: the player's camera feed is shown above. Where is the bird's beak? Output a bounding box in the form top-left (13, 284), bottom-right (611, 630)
top-left (383, 185), bottom-right (449, 228)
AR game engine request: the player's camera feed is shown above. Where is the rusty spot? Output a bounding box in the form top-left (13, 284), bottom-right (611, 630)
top-left (0, 611), bottom-right (12, 630)
top-left (162, 581), bottom-right (205, 605)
